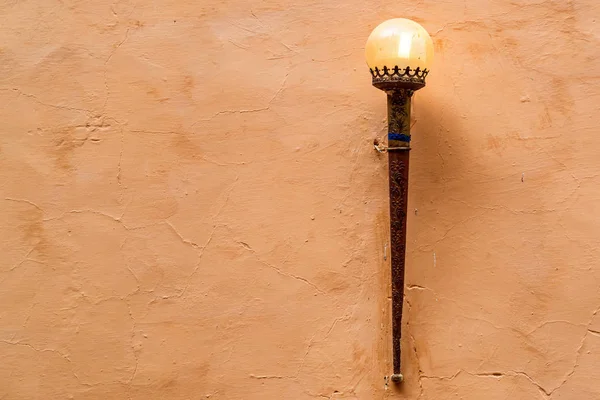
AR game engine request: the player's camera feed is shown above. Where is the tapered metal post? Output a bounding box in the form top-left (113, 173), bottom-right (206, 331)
top-left (387, 89), bottom-right (412, 383)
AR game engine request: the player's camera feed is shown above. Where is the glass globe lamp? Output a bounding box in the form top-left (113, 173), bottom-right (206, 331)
top-left (365, 18), bottom-right (434, 91)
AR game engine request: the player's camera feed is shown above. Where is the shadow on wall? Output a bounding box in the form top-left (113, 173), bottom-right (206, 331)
top-left (385, 89), bottom-right (476, 395)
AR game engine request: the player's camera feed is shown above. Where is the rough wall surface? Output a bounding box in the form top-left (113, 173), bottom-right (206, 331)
top-left (1, 1), bottom-right (599, 399)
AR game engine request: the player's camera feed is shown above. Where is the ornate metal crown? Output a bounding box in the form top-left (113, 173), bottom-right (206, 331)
top-left (370, 66), bottom-right (429, 91)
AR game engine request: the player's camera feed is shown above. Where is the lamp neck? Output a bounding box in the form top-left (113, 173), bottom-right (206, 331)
top-left (387, 89), bottom-right (413, 149)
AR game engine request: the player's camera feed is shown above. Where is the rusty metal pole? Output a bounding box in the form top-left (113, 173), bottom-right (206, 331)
top-left (386, 89), bottom-right (412, 383)
top-left (370, 64), bottom-right (428, 384)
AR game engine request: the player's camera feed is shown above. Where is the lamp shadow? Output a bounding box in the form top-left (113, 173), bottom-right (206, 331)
top-left (388, 90), bottom-right (474, 396)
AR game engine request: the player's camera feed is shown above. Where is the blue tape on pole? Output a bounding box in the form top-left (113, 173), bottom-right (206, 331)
top-left (388, 133), bottom-right (411, 142)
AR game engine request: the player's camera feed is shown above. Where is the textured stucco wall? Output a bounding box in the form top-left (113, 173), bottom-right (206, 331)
top-left (1, 1), bottom-right (600, 399)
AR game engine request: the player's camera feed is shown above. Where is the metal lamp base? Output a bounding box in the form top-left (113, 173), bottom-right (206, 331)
top-left (371, 71), bottom-right (427, 384)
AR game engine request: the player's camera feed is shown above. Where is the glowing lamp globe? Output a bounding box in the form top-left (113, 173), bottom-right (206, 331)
top-left (365, 18), bottom-right (434, 91)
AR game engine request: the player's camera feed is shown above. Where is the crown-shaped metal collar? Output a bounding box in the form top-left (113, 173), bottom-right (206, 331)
top-left (370, 66), bottom-right (429, 91)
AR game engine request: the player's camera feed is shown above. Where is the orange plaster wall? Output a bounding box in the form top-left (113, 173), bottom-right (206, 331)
top-left (1, 1), bottom-right (599, 399)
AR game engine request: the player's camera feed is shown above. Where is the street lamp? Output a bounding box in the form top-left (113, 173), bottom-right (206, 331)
top-left (365, 18), bottom-right (434, 383)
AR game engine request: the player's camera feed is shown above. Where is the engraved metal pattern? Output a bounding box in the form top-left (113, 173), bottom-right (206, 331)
top-left (387, 89), bottom-right (413, 145)
top-left (386, 90), bottom-right (412, 381)
top-left (388, 152), bottom-right (410, 378)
